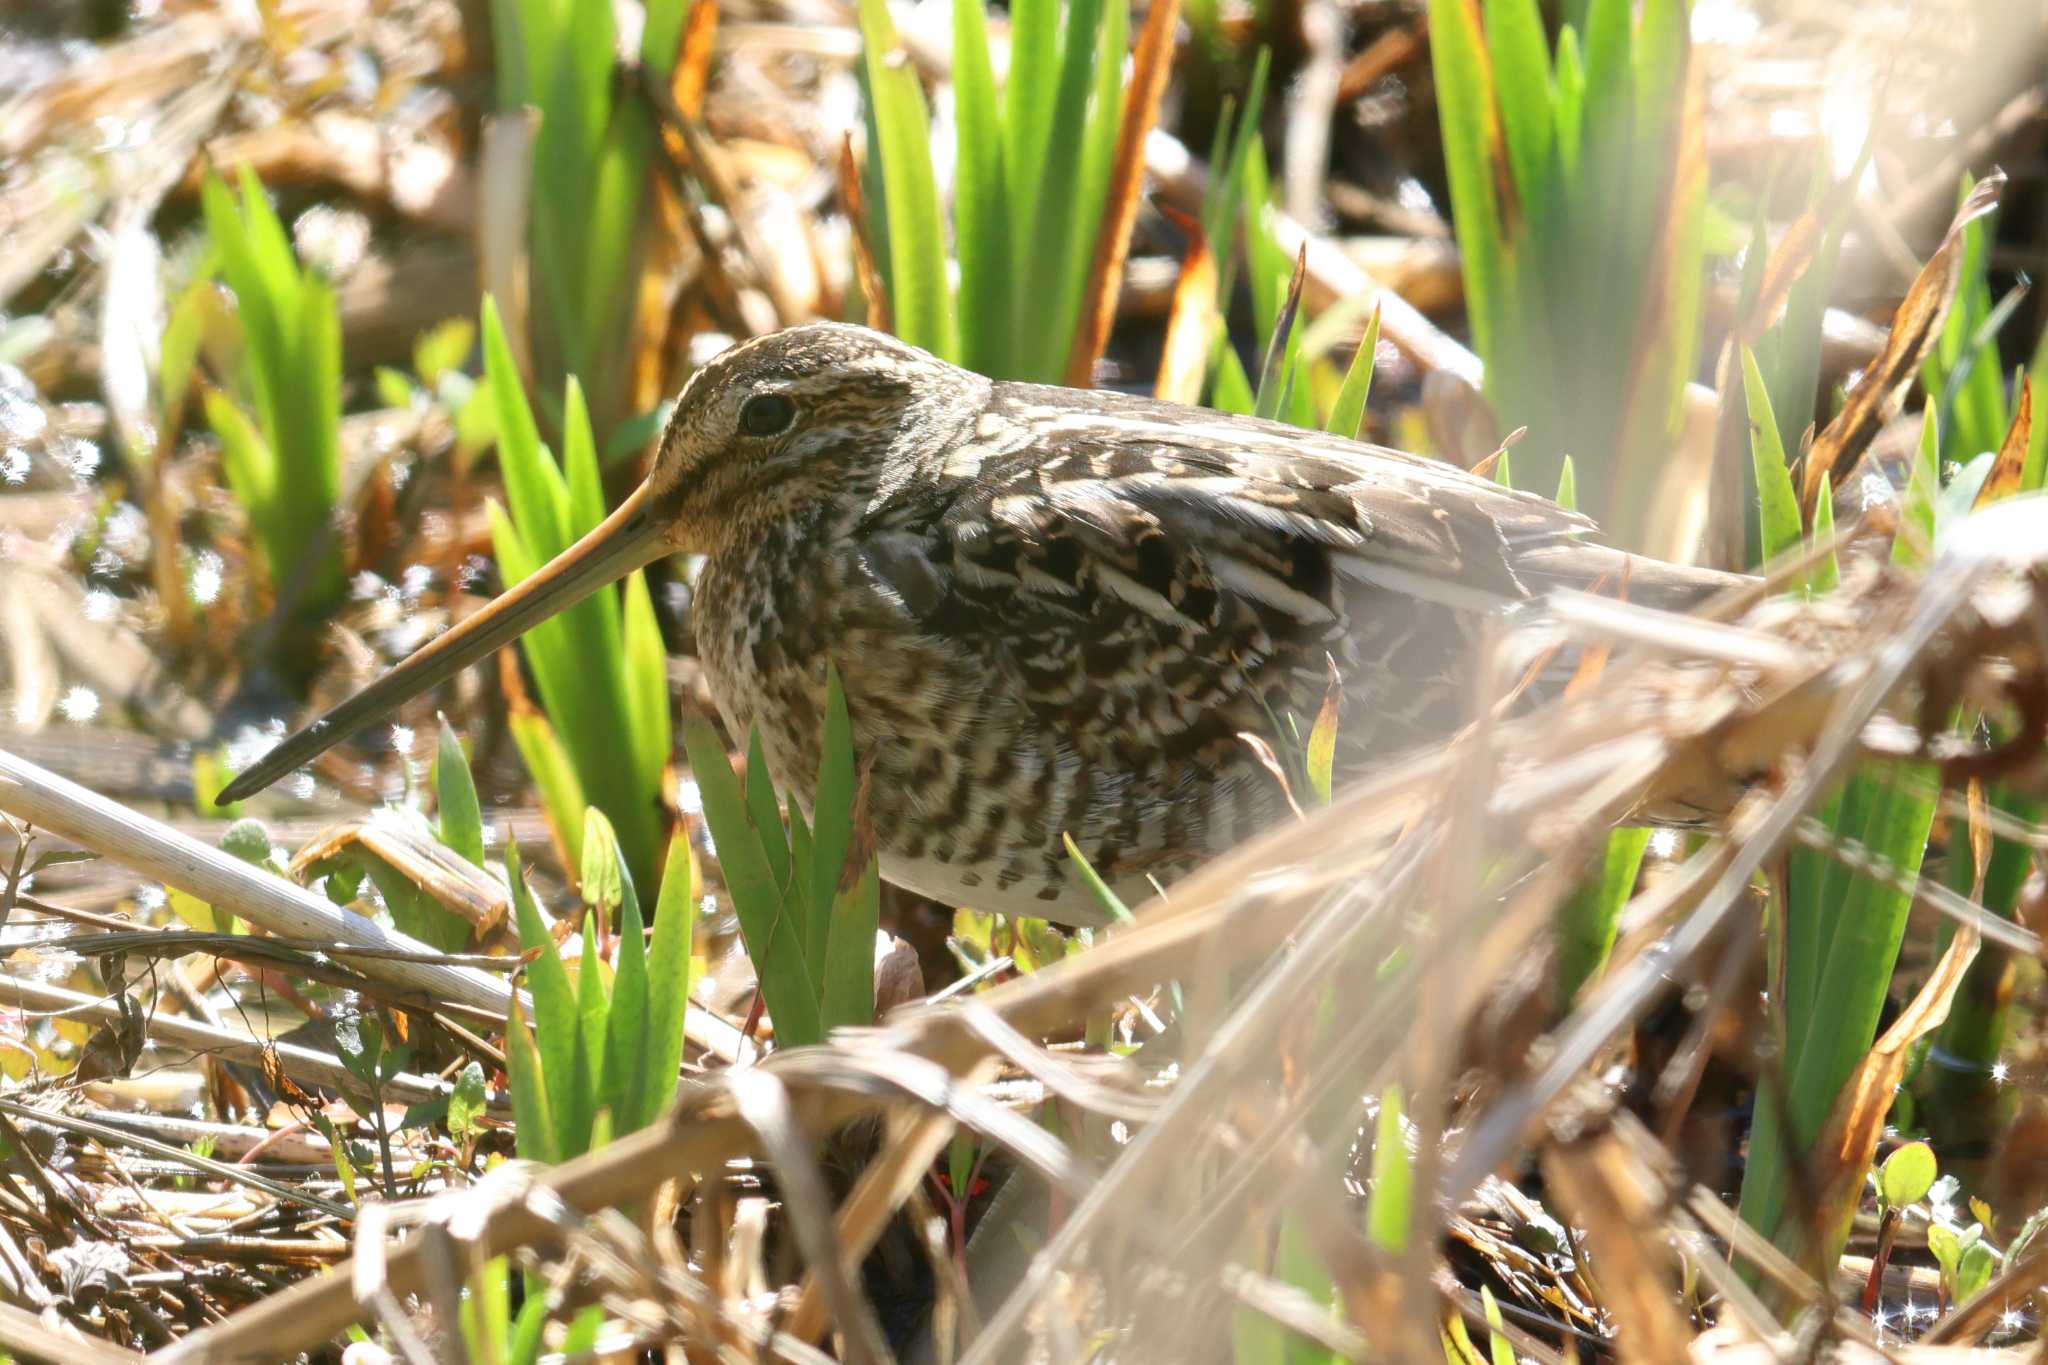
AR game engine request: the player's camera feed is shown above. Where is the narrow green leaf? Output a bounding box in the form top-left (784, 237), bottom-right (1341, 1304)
top-left (1555, 826), bottom-right (1651, 1003)
top-left (2026, 353), bottom-right (2048, 494)
top-left (1484, 0), bottom-right (1556, 209)
top-left (1428, 0), bottom-right (1507, 363)
top-left (680, 715), bottom-right (822, 1045)
top-left (1004, 0), bottom-right (1061, 212)
top-left (1194, 55), bottom-right (1271, 335)
top-left (1552, 25), bottom-right (1585, 177)
top-left (1809, 471), bottom-right (1839, 596)
top-left (952, 0), bottom-right (1010, 376)
top-left (504, 995), bottom-right (556, 1163)
top-left (561, 377), bottom-right (611, 542)
top-left (639, 834), bottom-right (699, 1127)
top-left (1481, 1286), bottom-right (1515, 1365)
top-left (482, 297), bottom-right (567, 557)
top-left (640, 0), bottom-right (690, 75)
top-left (1208, 340), bottom-right (1255, 416)
top-left (1304, 686), bottom-right (1339, 808)
top-left (1366, 1084), bottom-right (1410, 1252)
top-left (858, 0), bottom-right (954, 357)
top-left (604, 828), bottom-right (653, 1132)
top-left (484, 305), bottom-right (663, 892)
top-left (1894, 408), bottom-right (1939, 568)
top-left (620, 568), bottom-right (672, 800)
top-left (1062, 832), bottom-right (1133, 924)
top-left (744, 728), bottom-right (793, 894)
top-left (1554, 455), bottom-right (1577, 511)
top-left (580, 807), bottom-right (625, 923)
top-left (204, 390), bottom-right (280, 552)
top-left (820, 858), bottom-right (880, 1033)
top-left (508, 843), bottom-right (583, 1157)
top-left (1742, 345), bottom-right (1803, 564)
top-left (808, 666), bottom-right (859, 965)
top-left (1016, 0), bottom-right (1107, 380)
top-left (570, 910), bottom-right (609, 1152)
top-left (157, 279), bottom-right (209, 434)
top-left (1064, 0), bottom-right (1127, 370)
top-left (503, 695), bottom-right (590, 873)
top-left (1251, 259), bottom-right (1305, 424)
top-left (434, 722), bottom-right (485, 868)
top-left (1325, 304), bottom-right (1381, 439)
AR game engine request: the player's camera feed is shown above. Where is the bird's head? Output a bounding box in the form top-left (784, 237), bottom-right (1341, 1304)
top-left (215, 322), bottom-right (976, 803)
top-left (649, 322), bottom-right (985, 552)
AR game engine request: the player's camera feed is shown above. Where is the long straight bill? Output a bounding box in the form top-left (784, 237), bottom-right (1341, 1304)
top-left (216, 483), bottom-right (670, 803)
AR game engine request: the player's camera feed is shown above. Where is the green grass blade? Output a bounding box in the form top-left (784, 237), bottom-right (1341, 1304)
top-left (1483, 0), bottom-right (1555, 209)
top-left (1017, 0), bottom-right (1106, 380)
top-left (1065, 0), bottom-right (1127, 366)
top-left (1200, 49), bottom-right (1270, 313)
top-left (1209, 339), bottom-right (1255, 416)
top-left (508, 843), bottom-right (581, 1158)
top-left (603, 825), bottom-right (652, 1132)
top-left (203, 391), bottom-right (279, 553)
top-left (434, 722), bottom-right (485, 867)
top-left (1004, 0), bottom-right (1061, 215)
top-left (1742, 346), bottom-right (1803, 564)
top-left (641, 0), bottom-right (689, 76)
top-left (680, 715), bottom-right (823, 1046)
top-left (1063, 832), bottom-right (1134, 924)
top-left (951, 0), bottom-right (1011, 376)
top-left (504, 993), bottom-right (556, 1163)
top-left (571, 910), bottom-right (609, 1149)
top-left (820, 858), bottom-right (880, 1033)
top-left (807, 667), bottom-right (859, 959)
top-left (504, 707), bottom-right (590, 873)
top-left (1427, 0), bottom-right (1507, 363)
top-left (620, 568), bottom-right (671, 800)
top-left (484, 302), bottom-right (663, 890)
top-left (858, 0), bottom-right (953, 358)
top-left (1554, 827), bottom-right (1650, 1004)
top-left (1325, 304), bottom-right (1381, 438)
top-left (561, 377), bottom-right (610, 547)
top-left (1552, 25), bottom-right (1584, 177)
top-left (1808, 472), bottom-right (1840, 596)
top-left (482, 298), bottom-right (567, 556)
top-left (1895, 408), bottom-right (1939, 569)
top-left (744, 728), bottom-right (793, 895)
top-left (1365, 1084), bottom-right (1410, 1251)
top-left (639, 835), bottom-right (699, 1128)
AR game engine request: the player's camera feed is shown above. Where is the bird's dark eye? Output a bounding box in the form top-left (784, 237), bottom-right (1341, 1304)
top-left (739, 393), bottom-right (797, 437)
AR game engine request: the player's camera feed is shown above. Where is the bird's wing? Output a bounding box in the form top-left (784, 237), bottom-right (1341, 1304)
top-left (854, 396), bottom-right (1600, 765)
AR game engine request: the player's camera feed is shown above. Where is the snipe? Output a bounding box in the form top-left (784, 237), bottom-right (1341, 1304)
top-left (219, 323), bottom-right (1740, 923)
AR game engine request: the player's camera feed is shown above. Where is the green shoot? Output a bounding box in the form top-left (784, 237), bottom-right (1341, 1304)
top-left (679, 667), bottom-right (878, 1048)
top-left (199, 167), bottom-right (345, 659)
top-left (481, 298), bottom-right (671, 893)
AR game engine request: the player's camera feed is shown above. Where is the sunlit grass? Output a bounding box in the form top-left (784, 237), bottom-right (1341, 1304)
top-left (1430, 0), bottom-right (1704, 546)
top-left (480, 297), bottom-right (672, 895)
top-left (198, 166), bottom-right (346, 667)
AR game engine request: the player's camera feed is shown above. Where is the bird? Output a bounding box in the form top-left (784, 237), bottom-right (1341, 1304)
top-left (218, 322), bottom-right (1745, 925)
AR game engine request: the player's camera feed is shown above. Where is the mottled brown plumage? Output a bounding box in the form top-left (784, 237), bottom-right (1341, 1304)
top-left (222, 323), bottom-right (1742, 924)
